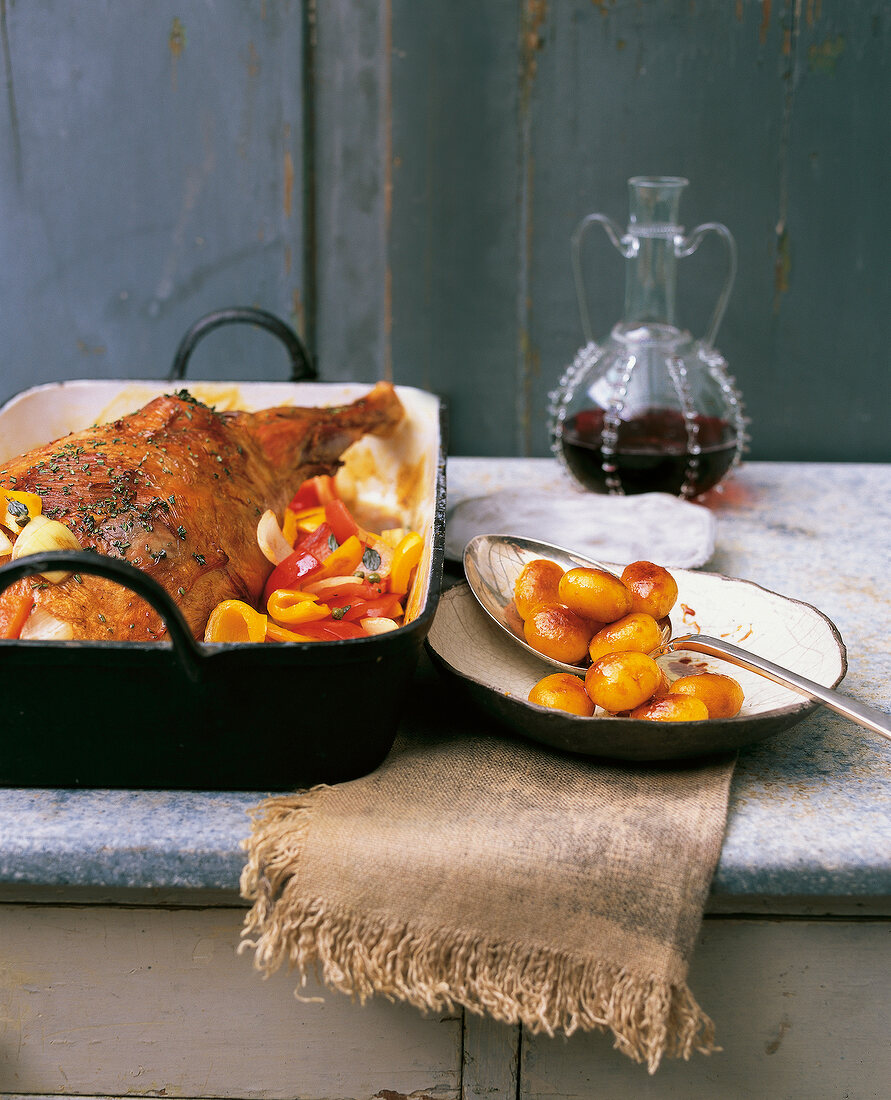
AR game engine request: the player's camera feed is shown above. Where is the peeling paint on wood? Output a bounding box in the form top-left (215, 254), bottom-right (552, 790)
top-left (518, 0), bottom-right (548, 455)
top-left (808, 32), bottom-right (845, 71)
top-left (168, 15), bottom-right (186, 90)
top-left (371, 1091), bottom-right (438, 1100)
top-left (759, 0), bottom-right (772, 44)
top-left (520, 0), bottom-right (548, 108)
top-left (291, 286), bottom-right (304, 336)
top-left (764, 1015), bottom-right (792, 1054)
top-left (805, 0), bottom-right (823, 27)
top-left (282, 149), bottom-right (294, 218)
top-left (773, 228), bottom-right (791, 311)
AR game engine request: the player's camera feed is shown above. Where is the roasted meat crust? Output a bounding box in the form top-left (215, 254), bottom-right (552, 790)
top-left (0, 382), bottom-right (404, 641)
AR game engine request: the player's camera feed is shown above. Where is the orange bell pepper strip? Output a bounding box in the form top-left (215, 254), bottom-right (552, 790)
top-left (266, 589), bottom-right (331, 625)
top-left (2, 489), bottom-right (43, 531)
top-left (266, 618), bottom-right (366, 643)
top-left (389, 532), bottom-right (424, 595)
top-left (1, 593), bottom-right (35, 639)
top-left (204, 600), bottom-right (267, 643)
top-left (291, 618), bottom-right (366, 640)
top-left (307, 534), bottom-right (364, 582)
top-left (282, 505), bottom-right (326, 547)
top-left (265, 621), bottom-right (321, 643)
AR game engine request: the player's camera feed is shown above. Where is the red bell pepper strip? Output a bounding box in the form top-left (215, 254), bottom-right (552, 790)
top-left (262, 549), bottom-right (321, 605)
top-left (324, 499), bottom-right (359, 544)
top-left (293, 618), bottom-right (367, 641)
top-left (295, 521), bottom-right (337, 562)
top-left (340, 594), bottom-right (404, 622)
top-left (287, 475), bottom-right (339, 512)
top-left (288, 482), bottom-right (320, 511)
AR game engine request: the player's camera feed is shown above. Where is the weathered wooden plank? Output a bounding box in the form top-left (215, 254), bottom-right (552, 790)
top-left (462, 1013), bottom-right (519, 1100)
top-left (0, 905), bottom-right (462, 1099)
top-left (0, 1), bottom-right (305, 396)
top-left (312, 0), bottom-right (391, 384)
top-left (524, 0), bottom-right (790, 461)
top-left (388, 0), bottom-right (522, 455)
top-left (519, 917), bottom-right (891, 1098)
top-left (768, 1), bottom-right (891, 461)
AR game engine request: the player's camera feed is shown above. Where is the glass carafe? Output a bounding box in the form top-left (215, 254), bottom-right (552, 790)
top-left (549, 176), bottom-right (747, 498)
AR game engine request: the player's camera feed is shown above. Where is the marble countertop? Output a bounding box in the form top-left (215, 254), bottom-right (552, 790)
top-left (1, 460), bottom-right (889, 905)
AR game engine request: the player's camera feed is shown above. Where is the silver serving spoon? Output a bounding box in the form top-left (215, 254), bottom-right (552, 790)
top-left (462, 532), bottom-right (671, 675)
top-left (657, 634), bottom-right (891, 741)
top-left (464, 533), bottom-right (891, 741)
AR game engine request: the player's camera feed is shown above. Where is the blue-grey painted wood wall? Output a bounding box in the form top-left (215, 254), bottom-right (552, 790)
top-left (2, 1), bottom-right (888, 463)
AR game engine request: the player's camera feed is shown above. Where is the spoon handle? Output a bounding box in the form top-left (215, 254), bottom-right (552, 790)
top-left (665, 635), bottom-right (891, 742)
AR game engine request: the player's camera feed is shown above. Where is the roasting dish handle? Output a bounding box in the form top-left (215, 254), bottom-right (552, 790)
top-left (0, 551), bottom-right (203, 682)
top-left (168, 306), bottom-right (316, 382)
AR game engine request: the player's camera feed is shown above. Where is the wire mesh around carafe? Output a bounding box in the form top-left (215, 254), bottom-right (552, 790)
top-left (549, 176), bottom-right (748, 499)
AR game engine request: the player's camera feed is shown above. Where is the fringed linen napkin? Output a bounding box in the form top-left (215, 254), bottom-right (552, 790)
top-left (240, 666), bottom-right (735, 1073)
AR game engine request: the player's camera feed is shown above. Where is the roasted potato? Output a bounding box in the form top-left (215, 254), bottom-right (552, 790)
top-left (558, 567), bottom-right (632, 624)
top-left (584, 651), bottom-right (664, 714)
top-left (587, 611), bottom-right (663, 664)
top-left (523, 604), bottom-right (594, 665)
top-left (629, 694), bottom-right (710, 722)
top-left (528, 672), bottom-right (595, 717)
top-left (514, 558), bottom-right (565, 620)
top-left (670, 672), bottom-right (745, 718)
top-left (620, 560), bottom-right (679, 620)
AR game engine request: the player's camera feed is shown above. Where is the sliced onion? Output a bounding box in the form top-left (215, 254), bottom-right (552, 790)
top-left (0, 528), bottom-right (12, 555)
top-left (256, 510), bottom-right (294, 565)
top-left (20, 608), bottom-right (74, 641)
top-left (303, 575), bottom-right (368, 598)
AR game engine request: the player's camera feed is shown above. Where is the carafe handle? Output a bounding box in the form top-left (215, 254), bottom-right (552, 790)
top-left (570, 213), bottom-right (637, 345)
top-left (674, 222), bottom-right (737, 348)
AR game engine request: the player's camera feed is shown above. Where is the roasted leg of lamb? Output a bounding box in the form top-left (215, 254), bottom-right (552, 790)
top-left (0, 383), bottom-right (404, 641)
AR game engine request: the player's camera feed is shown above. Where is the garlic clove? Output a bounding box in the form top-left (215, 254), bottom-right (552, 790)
top-left (360, 617), bottom-right (400, 635)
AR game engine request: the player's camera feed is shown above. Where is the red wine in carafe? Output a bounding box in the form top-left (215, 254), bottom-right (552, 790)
top-left (561, 407), bottom-right (737, 497)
